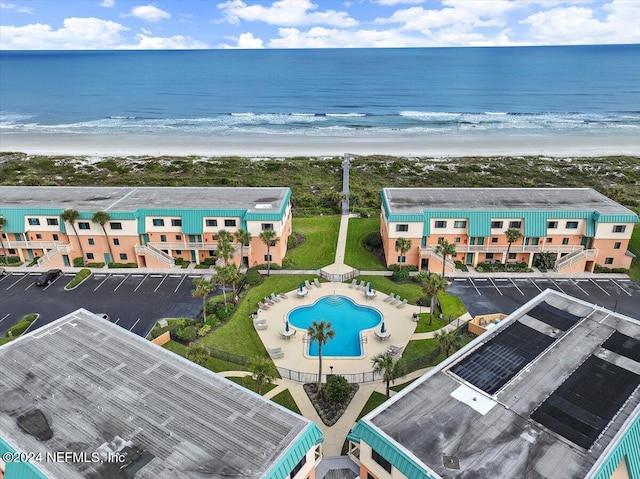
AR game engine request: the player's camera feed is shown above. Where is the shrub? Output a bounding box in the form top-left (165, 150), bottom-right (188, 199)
top-left (418, 295), bottom-right (432, 307)
top-left (175, 258), bottom-right (190, 267)
top-left (254, 263), bottom-right (281, 270)
top-left (108, 262), bottom-right (138, 268)
top-left (86, 262), bottom-right (106, 268)
top-left (186, 346), bottom-right (210, 366)
top-left (391, 267), bottom-right (410, 282)
top-left (73, 257), bottom-right (84, 267)
top-left (324, 375), bottom-right (351, 403)
top-left (594, 264), bottom-right (629, 274)
top-left (414, 271), bottom-right (430, 284)
top-left (287, 234), bottom-right (298, 250)
top-left (454, 260), bottom-right (469, 272)
top-left (27, 257), bottom-right (39, 267)
top-left (281, 257), bottom-right (295, 268)
top-left (212, 303), bottom-right (235, 322)
top-left (197, 324), bottom-right (212, 337)
top-left (6, 314), bottom-right (38, 337)
top-left (66, 268), bottom-right (91, 289)
top-left (363, 231), bottom-right (382, 249)
top-left (533, 252), bottom-right (557, 271)
top-left (201, 257), bottom-right (217, 266)
top-left (175, 325), bottom-right (197, 343)
top-left (245, 267), bottom-right (262, 286)
top-left (7, 256), bottom-right (22, 265)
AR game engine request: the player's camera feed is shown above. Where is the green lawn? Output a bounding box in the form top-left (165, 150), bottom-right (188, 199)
top-left (285, 216), bottom-right (340, 269)
top-left (629, 223), bottom-right (640, 281)
top-left (438, 292), bottom-right (468, 318)
top-left (271, 389), bottom-right (302, 415)
top-left (414, 314), bottom-right (451, 333)
top-left (390, 378), bottom-right (418, 392)
top-left (344, 218), bottom-right (386, 270)
top-left (162, 340), bottom-right (249, 372)
top-left (227, 376), bottom-right (278, 395)
top-left (355, 275), bottom-right (423, 303)
top-left (356, 391), bottom-right (388, 420)
top-left (402, 336), bottom-right (474, 372)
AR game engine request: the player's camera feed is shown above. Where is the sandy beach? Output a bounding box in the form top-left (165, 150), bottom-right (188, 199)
top-left (1, 130), bottom-right (638, 157)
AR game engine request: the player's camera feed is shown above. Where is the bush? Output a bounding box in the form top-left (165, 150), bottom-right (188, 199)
top-left (212, 303), bottom-right (235, 322)
top-left (254, 263), bottom-right (281, 270)
top-left (86, 262), bottom-right (106, 268)
top-left (533, 252), bottom-right (557, 271)
top-left (107, 262), bottom-right (138, 268)
top-left (27, 257), bottom-right (39, 267)
top-left (7, 256), bottom-right (23, 265)
top-left (73, 257), bottom-right (84, 267)
top-left (389, 264), bottom-right (418, 272)
top-left (414, 271), bottom-right (430, 284)
top-left (245, 267), bottom-right (263, 286)
top-left (66, 268), bottom-right (91, 289)
top-left (175, 258), bottom-right (190, 268)
top-left (391, 268), bottom-right (410, 282)
top-left (186, 346), bottom-right (210, 366)
top-left (363, 231), bottom-right (382, 249)
top-left (454, 260), bottom-right (469, 272)
top-left (197, 324), bottom-right (212, 337)
top-left (175, 325), bottom-right (197, 343)
top-left (594, 264), bottom-right (629, 274)
top-left (6, 314), bottom-right (38, 337)
top-left (287, 234), bottom-right (299, 250)
top-left (324, 375), bottom-right (351, 403)
top-left (201, 257), bottom-right (217, 266)
top-left (418, 295), bottom-right (432, 307)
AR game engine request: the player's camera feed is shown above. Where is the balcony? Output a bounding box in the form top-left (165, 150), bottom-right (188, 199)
top-left (421, 244), bottom-right (582, 255)
top-left (146, 241), bottom-right (242, 254)
top-left (2, 240), bottom-right (67, 250)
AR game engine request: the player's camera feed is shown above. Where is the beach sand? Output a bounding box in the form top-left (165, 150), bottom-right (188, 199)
top-left (1, 130), bottom-right (638, 157)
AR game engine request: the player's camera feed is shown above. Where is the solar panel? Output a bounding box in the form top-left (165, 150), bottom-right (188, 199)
top-left (602, 331), bottom-right (640, 363)
top-left (450, 321), bottom-right (555, 395)
top-left (527, 302), bottom-right (582, 331)
top-left (531, 355), bottom-right (640, 449)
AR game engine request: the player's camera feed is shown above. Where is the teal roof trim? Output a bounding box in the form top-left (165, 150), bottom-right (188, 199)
top-left (246, 188), bottom-right (291, 222)
top-left (0, 208), bottom-right (63, 233)
top-left (381, 191), bottom-right (391, 219)
top-left (592, 414), bottom-right (640, 479)
top-left (0, 437), bottom-right (48, 479)
top-left (351, 422), bottom-right (437, 479)
top-left (265, 423), bottom-right (323, 479)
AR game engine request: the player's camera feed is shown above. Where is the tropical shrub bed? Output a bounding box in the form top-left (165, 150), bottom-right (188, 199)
top-left (594, 265), bottom-right (629, 274)
top-left (304, 377), bottom-right (359, 426)
top-left (5, 313), bottom-right (38, 337)
top-left (66, 268), bottom-right (91, 289)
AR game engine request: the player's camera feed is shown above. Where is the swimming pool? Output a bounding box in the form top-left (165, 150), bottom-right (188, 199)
top-left (287, 295), bottom-right (382, 357)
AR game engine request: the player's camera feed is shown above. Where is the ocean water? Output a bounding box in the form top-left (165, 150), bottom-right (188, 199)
top-left (1, 45), bottom-right (639, 140)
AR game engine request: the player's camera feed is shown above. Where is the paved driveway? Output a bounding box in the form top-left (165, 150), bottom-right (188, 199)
top-left (447, 276), bottom-right (640, 320)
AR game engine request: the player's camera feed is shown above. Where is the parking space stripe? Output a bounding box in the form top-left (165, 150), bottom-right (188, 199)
top-left (589, 279), bottom-right (610, 296)
top-left (94, 274), bottom-right (111, 291)
top-left (154, 275), bottom-right (168, 292)
top-left (134, 274), bottom-right (148, 292)
top-left (114, 274), bottom-right (130, 292)
top-left (0, 314), bottom-right (9, 324)
top-left (468, 278), bottom-right (481, 296)
top-left (489, 278), bottom-right (503, 296)
top-left (611, 279), bottom-right (632, 296)
top-left (114, 318), bottom-right (121, 324)
top-left (549, 279), bottom-right (566, 294)
top-left (529, 279), bottom-right (543, 292)
top-left (6, 273), bottom-right (28, 290)
top-left (570, 280), bottom-right (589, 295)
top-left (130, 318), bottom-right (141, 331)
top-left (509, 278), bottom-right (525, 295)
top-left (175, 275), bottom-right (187, 293)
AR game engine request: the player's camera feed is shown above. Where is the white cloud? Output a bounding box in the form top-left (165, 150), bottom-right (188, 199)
top-left (0, 2), bottom-right (34, 14)
top-left (100, 0), bottom-right (115, 7)
top-left (0, 17), bottom-right (128, 49)
top-left (125, 33), bottom-right (207, 49)
top-left (219, 31), bottom-right (264, 48)
top-left (124, 4), bottom-right (171, 22)
top-left (267, 26), bottom-right (432, 48)
top-left (217, 0), bottom-right (358, 27)
top-left (373, 0), bottom-right (424, 5)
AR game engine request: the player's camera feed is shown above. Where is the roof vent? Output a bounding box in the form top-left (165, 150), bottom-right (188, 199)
top-left (443, 455), bottom-right (460, 470)
top-left (255, 203), bottom-right (273, 209)
top-left (17, 409), bottom-right (53, 441)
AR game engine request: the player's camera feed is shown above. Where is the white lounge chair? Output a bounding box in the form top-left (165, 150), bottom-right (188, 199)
top-left (391, 296), bottom-right (401, 305)
top-left (278, 292), bottom-right (288, 299)
top-left (255, 322), bottom-right (268, 330)
top-left (267, 347), bottom-right (284, 359)
top-left (314, 278), bottom-right (322, 288)
top-left (397, 299), bottom-right (408, 308)
top-left (348, 279), bottom-right (357, 288)
top-left (384, 292), bottom-right (395, 303)
top-left (305, 279), bottom-right (313, 289)
top-left (270, 292), bottom-right (281, 302)
top-left (358, 280), bottom-right (366, 290)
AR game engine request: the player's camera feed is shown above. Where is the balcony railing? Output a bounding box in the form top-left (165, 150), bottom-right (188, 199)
top-left (421, 244), bottom-right (583, 255)
top-left (2, 240), bottom-right (67, 250)
top-left (37, 243), bottom-right (72, 266)
top-left (146, 241), bottom-right (242, 255)
top-left (134, 244), bottom-right (175, 267)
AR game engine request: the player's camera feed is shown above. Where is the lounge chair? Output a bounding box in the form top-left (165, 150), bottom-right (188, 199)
top-left (391, 296), bottom-right (401, 305)
top-left (278, 292), bottom-right (288, 299)
top-left (255, 322), bottom-right (268, 331)
top-left (305, 279), bottom-right (313, 289)
top-left (387, 344), bottom-right (403, 356)
top-left (348, 279), bottom-right (357, 288)
top-left (397, 299), bottom-right (408, 308)
top-left (264, 296), bottom-right (275, 305)
top-left (268, 349), bottom-right (284, 359)
top-left (314, 278), bottom-right (322, 288)
top-left (253, 317), bottom-right (266, 324)
top-left (258, 302), bottom-right (270, 310)
top-left (384, 292), bottom-right (395, 303)
top-left (358, 280), bottom-right (366, 290)
top-left (270, 292), bottom-right (281, 302)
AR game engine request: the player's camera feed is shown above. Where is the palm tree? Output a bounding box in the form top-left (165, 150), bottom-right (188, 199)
top-left (0, 216), bottom-right (7, 265)
top-left (217, 229), bottom-right (233, 243)
top-left (307, 320), bottom-right (336, 388)
top-left (395, 237), bottom-right (411, 267)
top-left (215, 264), bottom-right (231, 307)
top-left (421, 273), bottom-right (448, 325)
top-left (217, 239), bottom-right (235, 266)
top-left (435, 330), bottom-right (465, 358)
top-left (91, 211), bottom-right (114, 265)
top-left (248, 356), bottom-right (277, 394)
top-left (434, 238), bottom-right (456, 277)
top-left (259, 229), bottom-right (279, 276)
top-left (234, 229), bottom-right (252, 268)
top-left (192, 277), bottom-right (216, 324)
top-left (61, 209), bottom-right (85, 266)
top-left (371, 352), bottom-right (406, 398)
top-left (504, 228), bottom-right (523, 271)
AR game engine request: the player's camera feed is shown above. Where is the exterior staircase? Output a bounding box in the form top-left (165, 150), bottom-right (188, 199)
top-left (37, 243), bottom-right (72, 267)
top-left (134, 244), bottom-right (175, 267)
top-left (420, 247), bottom-right (456, 271)
top-left (553, 248), bottom-right (598, 272)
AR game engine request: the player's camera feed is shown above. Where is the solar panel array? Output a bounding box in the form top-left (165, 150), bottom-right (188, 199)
top-left (527, 301), bottom-right (581, 331)
top-left (602, 331), bottom-right (640, 363)
top-left (450, 321), bottom-right (555, 394)
top-left (531, 355), bottom-right (640, 449)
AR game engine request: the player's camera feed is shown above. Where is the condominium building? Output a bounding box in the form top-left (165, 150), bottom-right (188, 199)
top-left (0, 186), bottom-right (291, 269)
top-left (0, 309), bottom-right (323, 479)
top-left (348, 289), bottom-right (640, 479)
top-left (380, 188), bottom-right (638, 274)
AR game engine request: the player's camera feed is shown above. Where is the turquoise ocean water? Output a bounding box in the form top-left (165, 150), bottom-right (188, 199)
top-left (0, 45), bottom-right (639, 139)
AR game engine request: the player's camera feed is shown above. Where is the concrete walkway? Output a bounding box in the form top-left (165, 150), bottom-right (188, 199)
top-left (411, 312), bottom-right (473, 340)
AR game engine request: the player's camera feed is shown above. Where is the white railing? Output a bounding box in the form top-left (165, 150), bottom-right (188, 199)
top-left (134, 244), bottom-right (175, 267)
top-left (37, 243), bottom-right (72, 266)
top-left (422, 244), bottom-right (583, 255)
top-left (4, 240), bottom-right (66, 250)
top-left (146, 241), bottom-right (242, 255)
top-left (554, 248), bottom-right (598, 272)
top-left (419, 247), bottom-right (457, 270)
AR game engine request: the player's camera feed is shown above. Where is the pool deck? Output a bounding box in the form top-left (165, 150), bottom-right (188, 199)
top-left (254, 282), bottom-right (420, 375)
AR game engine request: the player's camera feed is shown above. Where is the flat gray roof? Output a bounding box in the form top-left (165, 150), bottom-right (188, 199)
top-left (365, 290), bottom-right (640, 479)
top-left (0, 309), bottom-right (312, 479)
top-left (0, 186), bottom-right (290, 213)
top-left (382, 188), bottom-right (636, 215)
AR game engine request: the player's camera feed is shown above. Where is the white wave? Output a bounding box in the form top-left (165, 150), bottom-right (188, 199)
top-left (325, 113), bottom-right (366, 117)
top-left (290, 113), bottom-right (315, 117)
top-left (230, 112), bottom-right (255, 116)
top-left (109, 116), bottom-right (137, 120)
top-left (399, 111), bottom-right (461, 119)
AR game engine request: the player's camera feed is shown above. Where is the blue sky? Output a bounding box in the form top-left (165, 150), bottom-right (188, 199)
top-left (1, 0), bottom-right (639, 49)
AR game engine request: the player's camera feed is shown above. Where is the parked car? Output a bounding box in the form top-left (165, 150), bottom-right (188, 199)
top-left (0, 267), bottom-right (6, 276)
top-left (35, 269), bottom-right (62, 286)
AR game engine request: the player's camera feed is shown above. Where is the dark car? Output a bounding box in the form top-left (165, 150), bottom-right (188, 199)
top-left (35, 269), bottom-right (62, 286)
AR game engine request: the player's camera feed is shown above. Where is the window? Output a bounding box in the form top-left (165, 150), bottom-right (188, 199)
top-left (113, 238), bottom-right (120, 246)
top-left (119, 253), bottom-right (128, 261)
top-left (224, 219), bottom-right (237, 227)
top-left (264, 254), bottom-right (272, 261)
top-left (397, 256), bottom-right (406, 263)
top-left (168, 219), bottom-right (181, 227)
top-left (176, 250), bottom-right (182, 254)
top-left (88, 238), bottom-right (95, 245)
top-left (176, 235), bottom-right (182, 240)
top-left (290, 455), bottom-right (307, 477)
top-left (491, 221), bottom-right (503, 229)
top-left (87, 253), bottom-right (94, 260)
top-left (486, 253), bottom-right (494, 259)
top-left (8, 249), bottom-right (16, 254)
top-left (546, 237), bottom-right (553, 243)
top-left (209, 251), bottom-right (216, 257)
top-left (28, 218), bottom-right (40, 226)
top-left (109, 222), bottom-right (122, 230)
top-left (372, 449), bottom-right (392, 474)
top-left (152, 218), bottom-right (165, 227)
top-left (613, 242), bottom-right (621, 250)
top-left (547, 221), bottom-right (558, 229)
top-left (52, 234), bottom-right (59, 241)
top-left (160, 235), bottom-right (167, 242)
top-left (491, 237), bottom-right (498, 243)
top-left (509, 221), bottom-right (522, 229)
top-left (604, 257), bottom-right (614, 265)
top-left (47, 218), bottom-right (59, 226)
top-left (454, 220), bottom-right (467, 228)
top-left (35, 234), bottom-right (42, 240)
top-left (454, 237), bottom-right (461, 243)
top-left (262, 223), bottom-right (274, 231)
top-left (613, 225), bottom-right (626, 233)
top-left (396, 224), bottom-right (408, 232)
top-left (434, 220), bottom-right (447, 228)
top-left (562, 238), bottom-right (569, 245)
top-left (508, 253), bottom-right (517, 259)
top-left (566, 221), bottom-right (579, 229)
top-left (78, 222), bottom-right (90, 230)
top-left (206, 219), bottom-right (218, 227)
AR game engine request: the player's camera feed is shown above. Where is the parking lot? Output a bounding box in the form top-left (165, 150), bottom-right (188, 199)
top-left (447, 276), bottom-right (640, 320)
top-left (0, 271), bottom-right (206, 338)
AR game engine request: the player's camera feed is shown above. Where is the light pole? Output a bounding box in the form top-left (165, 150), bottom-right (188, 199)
top-left (330, 366), bottom-right (334, 376)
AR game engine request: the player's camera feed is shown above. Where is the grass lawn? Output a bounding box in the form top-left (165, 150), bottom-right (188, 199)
top-left (227, 376), bottom-right (278, 395)
top-left (271, 389), bottom-right (302, 415)
top-left (344, 218), bottom-right (386, 270)
top-left (403, 336), bottom-right (474, 372)
top-left (285, 216), bottom-right (340, 269)
top-left (628, 224), bottom-right (640, 281)
top-left (356, 391), bottom-right (388, 420)
top-left (438, 291), bottom-right (468, 318)
top-left (414, 314), bottom-right (451, 333)
top-left (356, 275), bottom-right (423, 303)
top-left (390, 378), bottom-right (418, 392)
top-left (162, 340), bottom-right (249, 372)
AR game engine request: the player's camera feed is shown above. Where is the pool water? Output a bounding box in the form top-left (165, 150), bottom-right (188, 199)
top-left (287, 295), bottom-right (382, 357)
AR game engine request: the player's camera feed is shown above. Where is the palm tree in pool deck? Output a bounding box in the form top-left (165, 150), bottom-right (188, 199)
top-left (259, 229), bottom-right (279, 276)
top-left (421, 273), bottom-right (448, 326)
top-left (0, 216), bottom-right (7, 265)
top-left (504, 228), bottom-right (524, 271)
top-left (234, 229), bottom-right (252, 268)
top-left (307, 319), bottom-right (335, 389)
top-left (192, 276), bottom-right (216, 324)
top-left (61, 209), bottom-right (85, 266)
top-left (434, 238), bottom-right (456, 277)
top-left (91, 211), bottom-right (114, 265)
top-left (248, 356), bottom-right (277, 395)
top-left (435, 330), bottom-right (465, 358)
top-left (395, 237), bottom-right (412, 267)
top-left (371, 352), bottom-right (406, 398)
